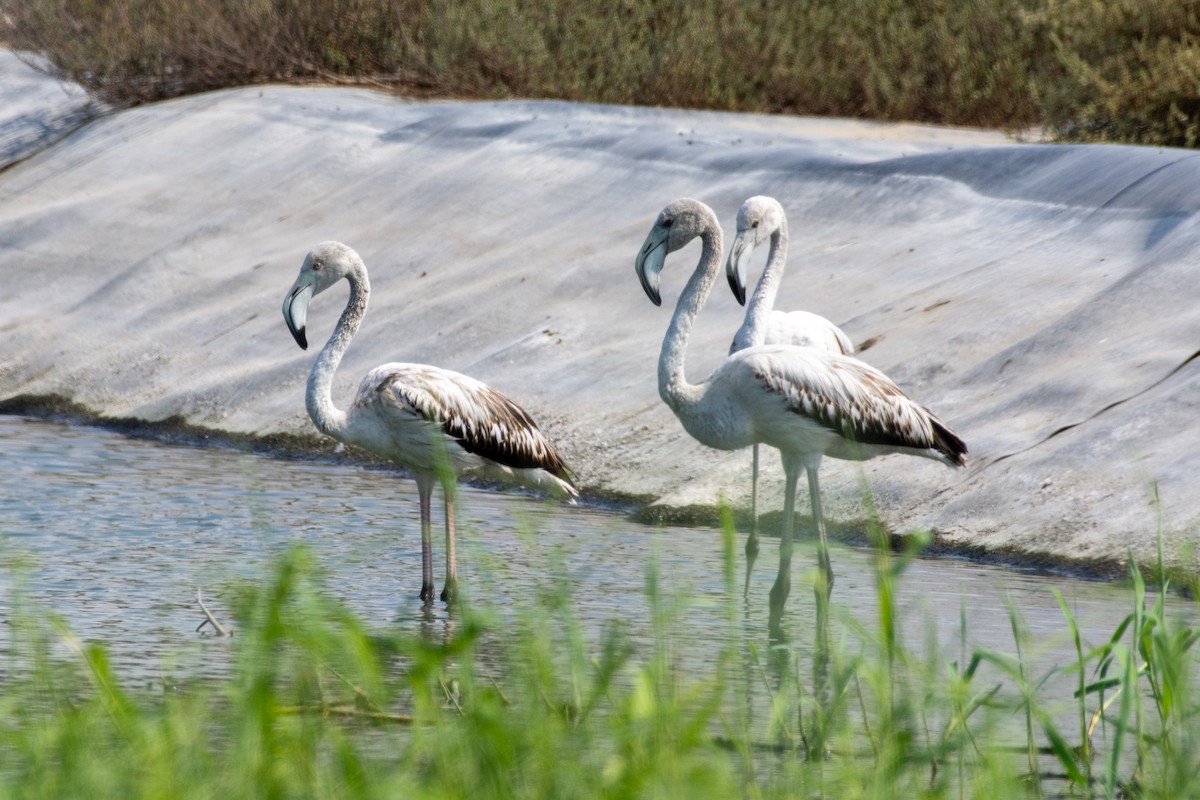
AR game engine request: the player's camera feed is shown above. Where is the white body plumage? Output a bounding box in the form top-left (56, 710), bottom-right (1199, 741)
top-left (757, 310), bottom-right (854, 355)
top-left (664, 343), bottom-right (962, 465)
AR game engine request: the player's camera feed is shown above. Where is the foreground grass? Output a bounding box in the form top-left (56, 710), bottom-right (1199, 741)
top-left (5, 0), bottom-right (1200, 147)
top-left (0, 522), bottom-right (1196, 798)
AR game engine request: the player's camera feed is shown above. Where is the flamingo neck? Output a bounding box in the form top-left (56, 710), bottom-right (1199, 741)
top-left (306, 269), bottom-right (369, 440)
top-left (731, 222), bottom-right (787, 352)
top-left (659, 225), bottom-right (722, 412)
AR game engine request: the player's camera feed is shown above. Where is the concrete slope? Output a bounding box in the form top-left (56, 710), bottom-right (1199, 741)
top-left (0, 51), bottom-right (98, 168)
top-left (2, 54), bottom-right (1196, 570)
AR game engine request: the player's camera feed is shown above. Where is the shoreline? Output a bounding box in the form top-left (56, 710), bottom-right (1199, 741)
top-left (0, 393), bottom-right (1147, 585)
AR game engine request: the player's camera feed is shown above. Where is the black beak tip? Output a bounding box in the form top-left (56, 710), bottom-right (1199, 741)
top-left (636, 267), bottom-right (662, 307)
top-left (290, 326), bottom-right (308, 350)
top-left (727, 272), bottom-right (746, 307)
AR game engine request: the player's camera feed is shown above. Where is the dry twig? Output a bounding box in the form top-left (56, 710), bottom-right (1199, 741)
top-left (277, 705), bottom-right (414, 724)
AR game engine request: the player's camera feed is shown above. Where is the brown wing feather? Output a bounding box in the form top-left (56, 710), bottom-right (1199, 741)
top-left (372, 366), bottom-right (575, 481)
top-left (754, 353), bottom-right (967, 465)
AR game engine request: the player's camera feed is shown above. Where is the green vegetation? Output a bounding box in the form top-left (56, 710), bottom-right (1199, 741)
top-left (4, 0), bottom-right (1200, 146)
top-left (0, 515), bottom-right (1197, 799)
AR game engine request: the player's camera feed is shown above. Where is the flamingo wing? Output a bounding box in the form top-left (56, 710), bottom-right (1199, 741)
top-left (360, 364), bottom-right (574, 479)
top-left (746, 348), bottom-right (967, 465)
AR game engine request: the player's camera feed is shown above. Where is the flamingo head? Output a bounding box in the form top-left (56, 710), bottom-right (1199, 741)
top-left (282, 241), bottom-right (364, 350)
top-left (726, 195), bottom-right (784, 306)
top-left (634, 198), bottom-right (720, 307)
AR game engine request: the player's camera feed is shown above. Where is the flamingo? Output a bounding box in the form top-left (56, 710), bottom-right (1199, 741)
top-left (282, 241), bottom-right (578, 603)
top-left (633, 199), bottom-right (966, 636)
top-left (725, 195), bottom-right (854, 591)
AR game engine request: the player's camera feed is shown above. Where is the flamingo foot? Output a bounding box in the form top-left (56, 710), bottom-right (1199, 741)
top-left (745, 531), bottom-right (760, 559)
top-left (743, 533), bottom-right (759, 597)
top-left (767, 571), bottom-right (791, 638)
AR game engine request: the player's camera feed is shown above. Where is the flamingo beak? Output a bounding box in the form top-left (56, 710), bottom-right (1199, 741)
top-left (726, 230), bottom-right (755, 307)
top-left (635, 224), bottom-right (669, 307)
top-left (282, 281), bottom-right (313, 350)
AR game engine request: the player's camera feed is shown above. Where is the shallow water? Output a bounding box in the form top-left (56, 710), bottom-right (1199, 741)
top-left (0, 414), bottom-right (1187, 730)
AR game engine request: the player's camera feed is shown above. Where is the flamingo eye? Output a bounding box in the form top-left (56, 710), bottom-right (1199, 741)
top-left (751, 221), bottom-right (759, 228)
top-left (312, 260), bottom-right (322, 271)
top-left (662, 218), bottom-right (673, 229)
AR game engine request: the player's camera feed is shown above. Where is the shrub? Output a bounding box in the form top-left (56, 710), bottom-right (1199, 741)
top-left (1030, 0), bottom-right (1200, 146)
top-left (4, 1), bottom-right (1199, 147)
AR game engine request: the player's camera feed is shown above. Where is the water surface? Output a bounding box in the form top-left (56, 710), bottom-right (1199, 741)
top-left (0, 415), bottom-right (1182, 723)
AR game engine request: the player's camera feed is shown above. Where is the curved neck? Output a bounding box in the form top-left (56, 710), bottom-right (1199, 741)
top-left (659, 225), bottom-right (723, 410)
top-left (732, 220), bottom-right (788, 351)
top-left (307, 269), bottom-right (368, 439)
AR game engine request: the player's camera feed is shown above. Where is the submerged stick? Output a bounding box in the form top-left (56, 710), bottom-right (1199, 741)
top-left (277, 705), bottom-right (414, 724)
top-left (195, 589), bottom-right (234, 637)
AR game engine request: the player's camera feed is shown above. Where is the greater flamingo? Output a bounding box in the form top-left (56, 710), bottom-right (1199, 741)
top-left (725, 195), bottom-right (854, 591)
top-left (282, 241), bottom-right (577, 603)
top-left (633, 199), bottom-right (965, 637)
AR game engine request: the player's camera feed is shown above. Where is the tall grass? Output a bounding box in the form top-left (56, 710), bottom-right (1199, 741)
top-left (4, 0), bottom-right (1200, 146)
top-left (0, 509), bottom-right (1196, 798)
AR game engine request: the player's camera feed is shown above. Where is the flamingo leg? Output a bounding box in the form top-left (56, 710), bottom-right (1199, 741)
top-left (744, 443), bottom-right (761, 597)
top-left (767, 453), bottom-right (801, 637)
top-left (806, 458), bottom-right (832, 712)
top-left (440, 485), bottom-right (458, 603)
top-left (416, 475), bottom-right (435, 603)
top-left (805, 460), bottom-right (833, 601)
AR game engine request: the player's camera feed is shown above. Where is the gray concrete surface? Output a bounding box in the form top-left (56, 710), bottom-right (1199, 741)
top-left (0, 51), bottom-right (99, 168)
top-left (2, 51), bottom-right (1196, 572)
